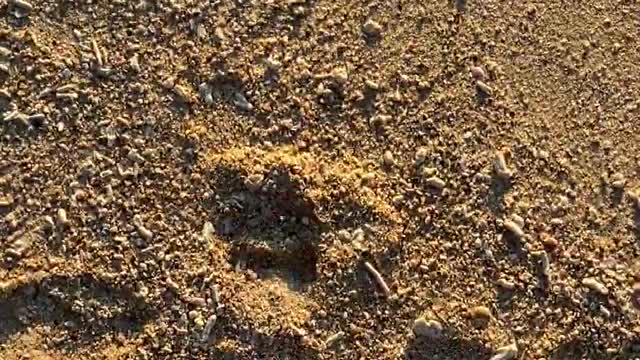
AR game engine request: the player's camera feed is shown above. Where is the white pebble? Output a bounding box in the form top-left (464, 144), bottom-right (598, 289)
top-left (56, 208), bottom-right (69, 226)
top-left (503, 220), bottom-right (524, 239)
top-left (476, 80), bottom-right (493, 95)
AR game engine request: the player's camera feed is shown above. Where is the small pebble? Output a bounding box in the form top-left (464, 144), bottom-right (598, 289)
top-left (331, 67), bottom-right (349, 84)
top-left (412, 317), bottom-right (443, 338)
top-left (511, 214), bottom-right (525, 229)
top-left (541, 233), bottom-right (559, 249)
top-left (497, 278), bottom-right (516, 290)
top-left (476, 80), bottom-right (492, 95)
top-left (494, 151), bottom-right (513, 179)
top-left (137, 224), bottom-right (153, 241)
top-left (263, 57), bottom-right (281, 71)
top-left (610, 173), bottom-right (626, 189)
top-left (352, 228), bottom-right (365, 242)
top-left (503, 220), bottom-right (525, 239)
top-left (127, 149), bottom-right (145, 163)
top-left (56, 208), bottom-right (69, 227)
top-left (382, 151), bottom-right (395, 167)
top-left (173, 85), bottom-right (192, 102)
top-left (0, 63), bottom-right (10, 74)
top-left (490, 343), bottom-right (518, 360)
top-left (470, 66), bottom-right (486, 80)
top-left (188, 310), bottom-right (199, 320)
top-left (362, 19), bottom-right (382, 36)
top-left (425, 176), bottom-right (446, 190)
top-left (129, 54), bottom-right (141, 73)
top-left (337, 229), bottom-right (351, 241)
top-left (0, 47), bottom-right (12, 58)
top-left (582, 277), bottom-right (609, 295)
top-left (365, 79), bottom-right (379, 90)
top-left (470, 305), bottom-right (492, 319)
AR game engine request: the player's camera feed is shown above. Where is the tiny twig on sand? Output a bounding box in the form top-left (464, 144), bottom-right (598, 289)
top-left (364, 261), bottom-right (391, 298)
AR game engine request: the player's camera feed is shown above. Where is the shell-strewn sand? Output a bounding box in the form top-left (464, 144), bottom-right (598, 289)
top-left (1, 1), bottom-right (640, 359)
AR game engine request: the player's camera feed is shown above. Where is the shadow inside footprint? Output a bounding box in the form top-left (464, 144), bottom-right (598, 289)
top-left (404, 333), bottom-right (492, 360)
top-left (0, 273), bottom-right (157, 349)
top-left (209, 164), bottom-right (322, 287)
